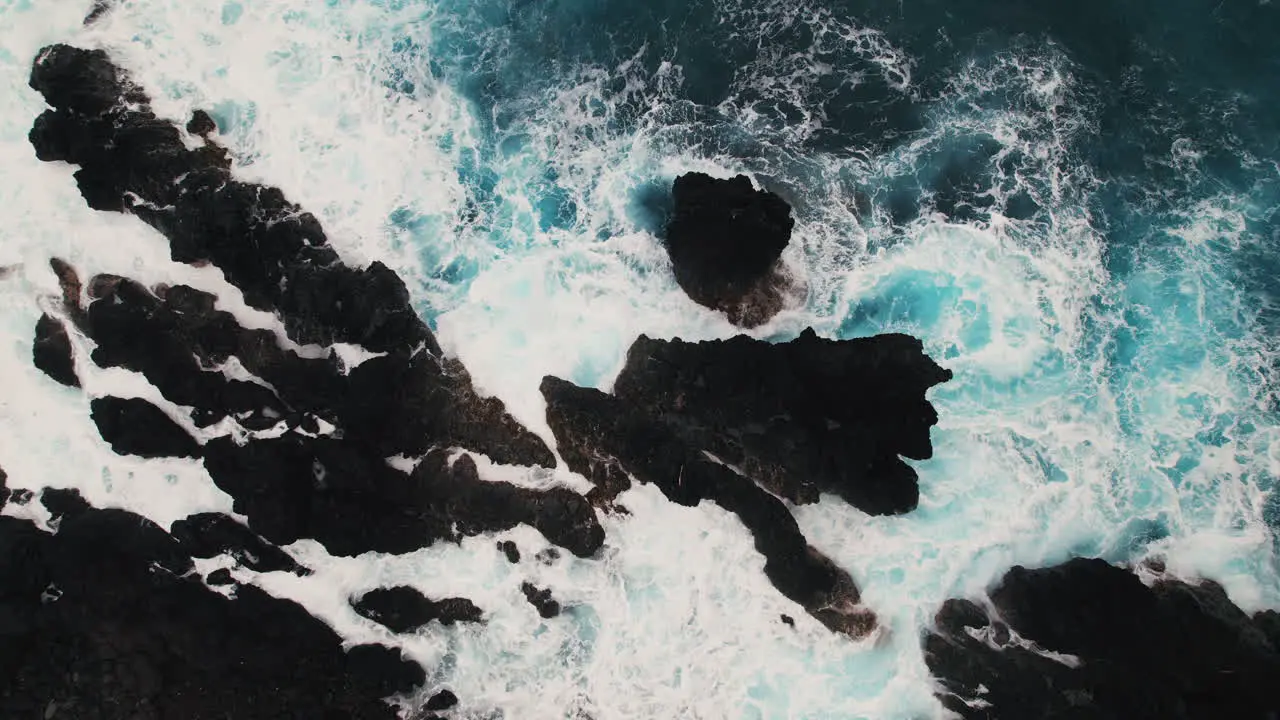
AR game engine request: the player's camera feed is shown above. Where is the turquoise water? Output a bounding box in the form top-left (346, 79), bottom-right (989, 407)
top-left (0, 0), bottom-right (1277, 717)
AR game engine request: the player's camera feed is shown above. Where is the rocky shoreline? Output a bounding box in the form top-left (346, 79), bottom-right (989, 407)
top-left (6, 41), bottom-right (1277, 720)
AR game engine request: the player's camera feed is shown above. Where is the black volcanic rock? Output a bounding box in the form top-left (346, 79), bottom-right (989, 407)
top-left (541, 329), bottom-right (948, 636)
top-left (498, 540), bottom-right (521, 563)
top-left (609, 329), bottom-right (949, 512)
top-left (28, 44), bottom-right (598, 567)
top-left (89, 396), bottom-right (201, 458)
top-left (664, 173), bottom-right (795, 326)
top-left (925, 558), bottom-right (1280, 719)
top-left (520, 582), bottom-right (562, 619)
top-left (426, 689), bottom-right (459, 711)
top-left (0, 493), bottom-right (418, 719)
top-left (170, 513), bottom-right (307, 575)
top-left (32, 313), bottom-right (78, 387)
top-left (186, 109), bottom-right (217, 137)
top-left (352, 586), bottom-right (483, 633)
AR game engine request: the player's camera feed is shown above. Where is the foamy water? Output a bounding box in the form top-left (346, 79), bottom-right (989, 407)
top-left (1, 1), bottom-right (1277, 718)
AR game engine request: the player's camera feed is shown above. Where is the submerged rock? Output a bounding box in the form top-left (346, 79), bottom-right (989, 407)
top-left (0, 490), bottom-right (419, 719)
top-left (32, 313), bottom-right (78, 387)
top-left (925, 557), bottom-right (1280, 719)
top-left (664, 173), bottom-right (795, 326)
top-left (352, 586), bottom-right (483, 633)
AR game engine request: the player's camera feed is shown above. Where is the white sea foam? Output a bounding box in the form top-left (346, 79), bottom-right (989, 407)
top-left (0, 1), bottom-right (1276, 719)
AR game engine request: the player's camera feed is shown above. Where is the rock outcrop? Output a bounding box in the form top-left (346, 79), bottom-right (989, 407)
top-left (664, 172), bottom-right (796, 327)
top-left (26, 44), bottom-right (601, 561)
top-left (0, 488), bottom-right (420, 719)
top-left (352, 587), bottom-right (483, 633)
top-left (20, 43), bottom-right (607, 718)
top-left (924, 557), bottom-right (1280, 719)
top-left (542, 330), bottom-right (950, 636)
top-left (32, 313), bottom-right (78, 387)
top-left (89, 396), bottom-right (201, 459)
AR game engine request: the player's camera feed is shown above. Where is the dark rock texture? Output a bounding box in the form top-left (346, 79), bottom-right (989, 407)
top-left (185, 109), bottom-right (216, 137)
top-left (32, 313), bottom-right (78, 387)
top-left (541, 329), bottom-right (947, 635)
top-left (425, 689), bottom-right (459, 711)
top-left (553, 329), bottom-right (951, 512)
top-left (520, 582), bottom-right (562, 619)
top-left (0, 489), bottom-right (420, 719)
top-left (27, 43), bottom-right (599, 560)
top-left (89, 396), bottom-right (201, 459)
top-left (169, 513), bottom-right (308, 575)
top-left (497, 540), bottom-right (521, 563)
top-left (925, 557), bottom-right (1280, 719)
top-left (664, 173), bottom-right (795, 326)
top-left (352, 586), bottom-right (483, 633)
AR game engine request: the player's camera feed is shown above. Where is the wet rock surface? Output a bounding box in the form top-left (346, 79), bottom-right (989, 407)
top-left (520, 582), bottom-right (562, 619)
top-left (169, 513), bottom-right (308, 575)
top-left (89, 396), bottom-right (201, 459)
top-left (32, 313), bottom-right (78, 387)
top-left (0, 488), bottom-right (419, 719)
top-left (541, 328), bottom-right (948, 636)
top-left (352, 586), bottom-right (484, 633)
top-left (925, 557), bottom-right (1280, 719)
top-left (664, 172), bottom-right (795, 327)
top-left (17, 42), bottom-right (605, 719)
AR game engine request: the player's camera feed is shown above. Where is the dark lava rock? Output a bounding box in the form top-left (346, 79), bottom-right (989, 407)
top-left (664, 173), bottom-right (795, 326)
top-left (498, 540), bottom-right (521, 563)
top-left (535, 548), bottom-right (561, 565)
top-left (186, 109), bottom-right (217, 136)
top-left (352, 586), bottom-right (483, 633)
top-left (32, 313), bottom-right (79, 387)
top-left (780, 614), bottom-right (795, 627)
top-left (28, 44), bottom-right (598, 565)
top-left (170, 512), bottom-right (307, 575)
top-left (520, 582), bottom-right (562, 619)
top-left (425, 689), bottom-right (459, 711)
top-left (40, 487), bottom-right (92, 523)
top-left (205, 568), bottom-right (235, 586)
top-left (201, 436), bottom-right (601, 558)
top-left (0, 492), bottom-right (420, 719)
top-left (0, 464), bottom-right (8, 506)
top-left (925, 557), bottom-right (1280, 719)
top-left (541, 328), bottom-right (949, 636)
top-left (570, 329), bottom-right (950, 512)
top-left (83, 0), bottom-right (113, 24)
top-left (89, 396), bottom-right (201, 459)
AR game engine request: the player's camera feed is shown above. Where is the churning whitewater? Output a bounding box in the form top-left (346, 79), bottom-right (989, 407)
top-left (1, 0), bottom-right (1278, 718)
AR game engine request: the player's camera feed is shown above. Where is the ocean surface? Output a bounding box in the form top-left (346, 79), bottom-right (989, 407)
top-left (1, 0), bottom-right (1278, 718)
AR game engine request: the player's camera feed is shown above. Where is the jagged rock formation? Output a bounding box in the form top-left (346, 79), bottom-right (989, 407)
top-left (352, 587), bottom-right (483, 633)
top-left (32, 313), bottom-right (78, 387)
top-left (925, 557), bottom-right (1280, 719)
top-left (542, 330), bottom-right (950, 636)
top-left (664, 172), bottom-right (796, 327)
top-left (520, 582), bottom-right (562, 619)
top-left (26, 44), bottom-right (600, 561)
top-left (0, 487), bottom-right (420, 719)
top-left (169, 513), bottom-right (309, 576)
top-left (19, 43), bottom-right (606, 719)
top-left (89, 396), bottom-right (201, 459)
